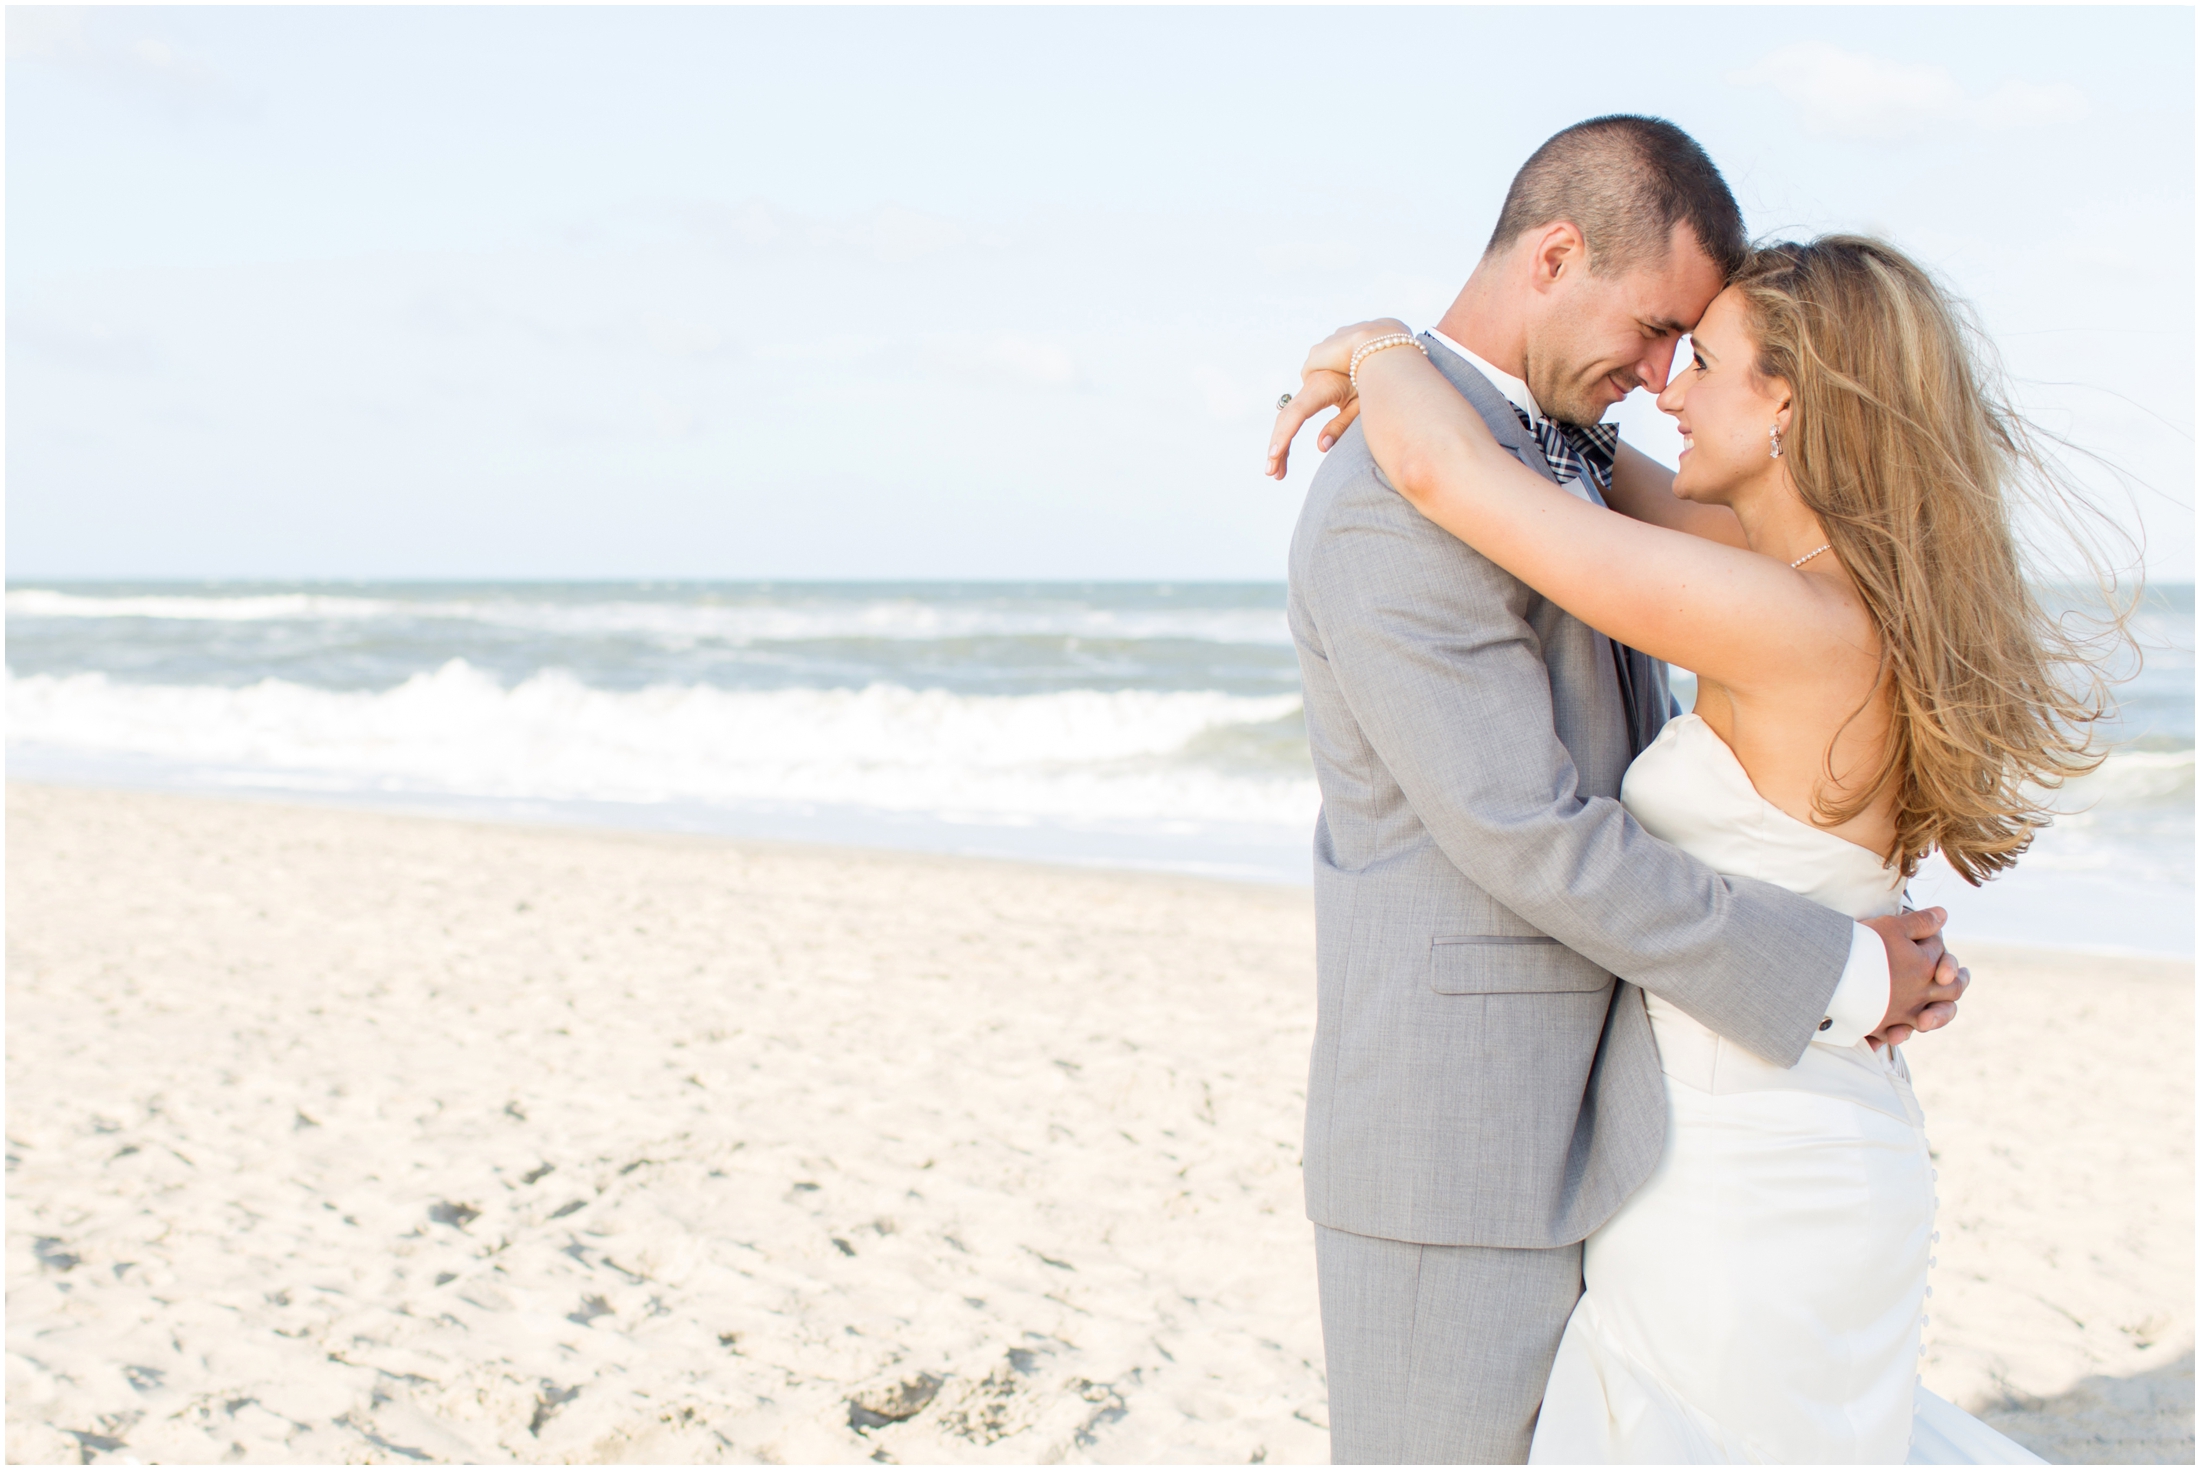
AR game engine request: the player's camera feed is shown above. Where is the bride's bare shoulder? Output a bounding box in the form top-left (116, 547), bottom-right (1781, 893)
top-left (1791, 569), bottom-right (1884, 665)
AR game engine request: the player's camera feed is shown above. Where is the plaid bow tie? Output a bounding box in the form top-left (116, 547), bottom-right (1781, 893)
top-left (1511, 405), bottom-right (1618, 496)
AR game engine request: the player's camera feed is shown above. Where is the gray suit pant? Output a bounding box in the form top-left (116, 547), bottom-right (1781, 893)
top-left (1315, 1225), bottom-right (1583, 1464)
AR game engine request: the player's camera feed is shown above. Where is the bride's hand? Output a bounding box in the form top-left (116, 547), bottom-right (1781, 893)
top-left (1266, 370), bottom-right (1354, 480)
top-left (1264, 318), bottom-right (1412, 480)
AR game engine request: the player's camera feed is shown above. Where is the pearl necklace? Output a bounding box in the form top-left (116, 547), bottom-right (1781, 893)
top-left (1789, 543), bottom-right (1833, 570)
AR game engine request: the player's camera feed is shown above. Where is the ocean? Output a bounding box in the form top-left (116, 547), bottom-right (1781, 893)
top-left (7, 580), bottom-right (2191, 955)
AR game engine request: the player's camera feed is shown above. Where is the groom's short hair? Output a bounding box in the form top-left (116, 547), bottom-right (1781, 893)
top-left (1486, 116), bottom-right (1747, 280)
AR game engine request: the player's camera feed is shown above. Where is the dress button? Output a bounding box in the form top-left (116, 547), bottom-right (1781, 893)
top-left (1932, 1231), bottom-right (1941, 1243)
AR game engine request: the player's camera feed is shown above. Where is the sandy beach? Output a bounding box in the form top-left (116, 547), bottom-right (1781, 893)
top-left (6, 783), bottom-right (2191, 1464)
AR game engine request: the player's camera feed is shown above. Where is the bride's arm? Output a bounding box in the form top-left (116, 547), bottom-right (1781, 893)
top-left (1336, 325), bottom-right (1856, 694)
top-left (1263, 341), bottom-right (1745, 548)
top-left (1605, 442), bottom-right (1749, 549)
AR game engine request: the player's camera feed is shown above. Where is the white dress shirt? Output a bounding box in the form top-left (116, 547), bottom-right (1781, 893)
top-left (1423, 325), bottom-right (1893, 1044)
top-left (1424, 328), bottom-right (1594, 504)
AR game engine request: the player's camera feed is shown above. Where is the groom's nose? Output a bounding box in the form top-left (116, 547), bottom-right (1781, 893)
top-left (1636, 338), bottom-right (1681, 397)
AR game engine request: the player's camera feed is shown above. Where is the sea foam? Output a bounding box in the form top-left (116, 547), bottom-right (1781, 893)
top-left (6, 579), bottom-right (2188, 943)
top-left (6, 663), bottom-right (1319, 829)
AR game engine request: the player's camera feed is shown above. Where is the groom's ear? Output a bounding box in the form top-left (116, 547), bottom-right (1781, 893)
top-left (1529, 221), bottom-right (1589, 291)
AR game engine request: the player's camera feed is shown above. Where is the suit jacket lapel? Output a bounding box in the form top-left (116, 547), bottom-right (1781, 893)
top-left (1418, 333), bottom-right (1557, 484)
top-left (1416, 332), bottom-right (1670, 755)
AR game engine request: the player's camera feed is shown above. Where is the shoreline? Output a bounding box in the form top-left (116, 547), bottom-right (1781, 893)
top-left (7, 783), bottom-right (2192, 1463)
top-left (1, 774), bottom-right (1315, 899)
top-left (0, 759), bottom-right (1326, 890)
top-left (6, 772), bottom-right (2193, 962)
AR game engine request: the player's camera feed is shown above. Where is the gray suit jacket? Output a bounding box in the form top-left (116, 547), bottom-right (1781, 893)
top-left (1288, 336), bottom-right (1856, 1249)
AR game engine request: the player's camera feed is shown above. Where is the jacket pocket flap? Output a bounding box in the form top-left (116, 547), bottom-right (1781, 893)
top-left (1429, 936), bottom-right (1612, 995)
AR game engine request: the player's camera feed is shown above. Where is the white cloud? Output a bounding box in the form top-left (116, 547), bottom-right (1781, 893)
top-left (6, 8), bottom-right (252, 124)
top-left (823, 204), bottom-right (974, 266)
top-left (639, 392), bottom-right (705, 440)
top-left (641, 315), bottom-right (729, 360)
top-left (1256, 241), bottom-right (1363, 277)
top-left (5, 7), bottom-right (88, 62)
top-left (886, 332), bottom-right (1081, 391)
top-left (983, 334), bottom-right (1078, 388)
top-left (675, 200), bottom-right (984, 266)
top-left (1189, 363), bottom-right (1273, 424)
top-left (1731, 43), bottom-right (2087, 144)
top-left (8, 308), bottom-right (163, 376)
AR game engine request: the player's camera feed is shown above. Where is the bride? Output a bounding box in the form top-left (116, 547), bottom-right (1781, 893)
top-left (1268, 235), bottom-right (2117, 1463)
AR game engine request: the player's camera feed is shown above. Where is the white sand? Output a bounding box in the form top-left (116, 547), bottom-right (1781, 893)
top-left (5, 784), bottom-right (2190, 1464)
top-left (1908, 943), bottom-right (2194, 1461)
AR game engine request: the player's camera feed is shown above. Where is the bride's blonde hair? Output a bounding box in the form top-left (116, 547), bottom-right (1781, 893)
top-left (1731, 235), bottom-right (2132, 883)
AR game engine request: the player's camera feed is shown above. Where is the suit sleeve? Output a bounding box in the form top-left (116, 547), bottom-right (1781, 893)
top-left (1301, 448), bottom-right (1855, 1066)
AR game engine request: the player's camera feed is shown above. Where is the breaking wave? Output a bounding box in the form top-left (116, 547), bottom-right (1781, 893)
top-left (6, 662), bottom-right (1319, 829)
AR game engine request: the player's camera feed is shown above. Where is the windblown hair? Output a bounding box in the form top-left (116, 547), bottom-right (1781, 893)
top-left (1487, 115), bottom-right (1749, 280)
top-left (1731, 235), bottom-right (2132, 882)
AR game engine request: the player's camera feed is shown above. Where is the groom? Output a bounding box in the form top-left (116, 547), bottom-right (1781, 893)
top-left (1276, 116), bottom-right (1968, 1463)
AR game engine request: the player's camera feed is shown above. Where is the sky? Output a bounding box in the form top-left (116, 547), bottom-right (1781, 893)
top-left (7, 5), bottom-right (2193, 582)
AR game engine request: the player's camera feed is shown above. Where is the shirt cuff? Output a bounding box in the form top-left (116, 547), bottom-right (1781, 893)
top-left (1818, 922), bottom-right (1891, 1047)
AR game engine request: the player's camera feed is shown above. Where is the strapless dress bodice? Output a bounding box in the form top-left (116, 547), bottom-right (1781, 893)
top-left (1621, 713), bottom-right (1902, 922)
top-left (1619, 713), bottom-right (1909, 1111)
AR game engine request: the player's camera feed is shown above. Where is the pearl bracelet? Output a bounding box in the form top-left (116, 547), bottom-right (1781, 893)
top-left (1348, 332), bottom-right (1427, 391)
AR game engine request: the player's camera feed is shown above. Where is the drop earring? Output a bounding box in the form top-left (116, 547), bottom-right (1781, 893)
top-left (1769, 422), bottom-right (1784, 460)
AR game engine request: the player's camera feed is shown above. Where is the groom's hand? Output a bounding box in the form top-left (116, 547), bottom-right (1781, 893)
top-left (1864, 907), bottom-right (1968, 1047)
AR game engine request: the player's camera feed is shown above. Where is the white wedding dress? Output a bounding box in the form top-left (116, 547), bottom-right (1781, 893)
top-left (1528, 714), bottom-right (2042, 1465)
